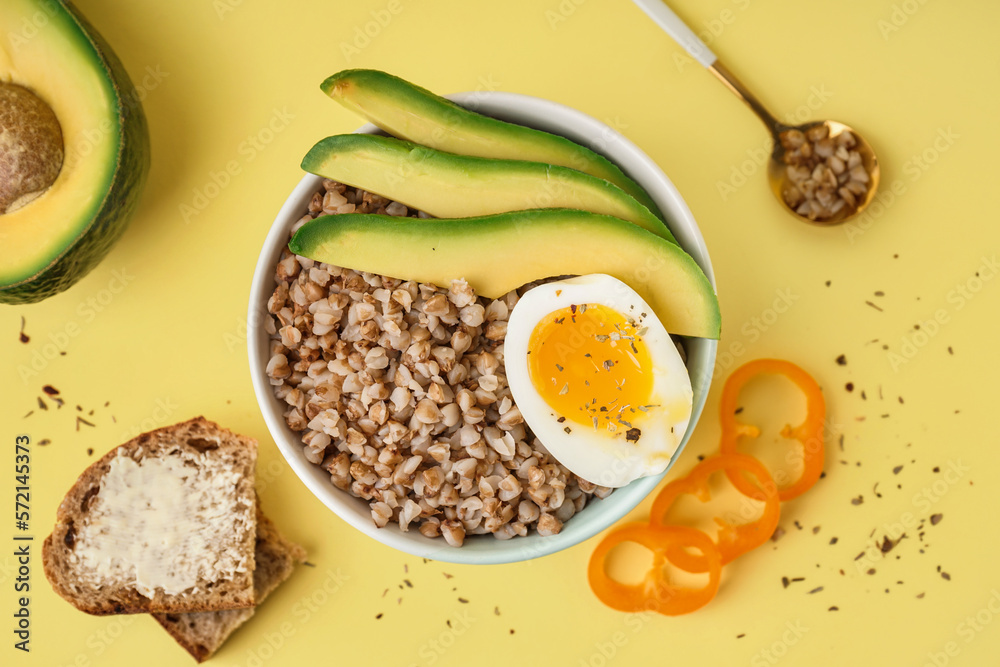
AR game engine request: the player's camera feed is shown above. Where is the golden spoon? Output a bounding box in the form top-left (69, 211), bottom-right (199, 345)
top-left (632, 0), bottom-right (880, 225)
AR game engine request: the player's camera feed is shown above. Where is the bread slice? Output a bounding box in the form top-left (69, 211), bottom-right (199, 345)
top-left (43, 417), bottom-right (258, 615)
top-left (152, 508), bottom-right (306, 662)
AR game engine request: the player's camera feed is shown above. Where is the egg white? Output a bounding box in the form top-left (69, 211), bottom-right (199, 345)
top-left (504, 274), bottom-right (693, 488)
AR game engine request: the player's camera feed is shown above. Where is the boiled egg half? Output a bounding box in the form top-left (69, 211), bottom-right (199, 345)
top-left (504, 274), bottom-right (693, 488)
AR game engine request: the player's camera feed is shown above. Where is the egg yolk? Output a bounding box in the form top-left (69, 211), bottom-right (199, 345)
top-left (527, 303), bottom-right (654, 434)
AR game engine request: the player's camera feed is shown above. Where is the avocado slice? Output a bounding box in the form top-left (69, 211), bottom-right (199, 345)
top-left (321, 69), bottom-right (665, 221)
top-left (289, 209), bottom-right (720, 339)
top-left (301, 134), bottom-right (675, 243)
top-left (0, 0), bottom-right (150, 304)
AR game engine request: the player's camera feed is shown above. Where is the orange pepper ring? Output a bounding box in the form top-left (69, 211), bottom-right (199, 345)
top-left (718, 359), bottom-right (826, 502)
top-left (587, 523), bottom-right (722, 615)
top-left (648, 453), bottom-right (780, 573)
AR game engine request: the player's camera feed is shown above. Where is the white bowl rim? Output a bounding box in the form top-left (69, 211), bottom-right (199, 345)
top-left (248, 90), bottom-right (718, 565)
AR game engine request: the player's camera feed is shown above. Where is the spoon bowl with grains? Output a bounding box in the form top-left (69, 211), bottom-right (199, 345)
top-left (633, 0), bottom-right (880, 224)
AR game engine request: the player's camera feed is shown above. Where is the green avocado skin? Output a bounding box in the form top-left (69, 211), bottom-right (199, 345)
top-left (0, 1), bottom-right (150, 305)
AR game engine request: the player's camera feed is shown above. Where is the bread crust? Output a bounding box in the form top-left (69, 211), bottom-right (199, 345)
top-left (43, 416), bottom-right (258, 615)
top-left (151, 509), bottom-right (306, 662)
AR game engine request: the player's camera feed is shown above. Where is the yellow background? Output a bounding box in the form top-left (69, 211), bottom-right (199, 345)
top-left (4, 0), bottom-right (999, 665)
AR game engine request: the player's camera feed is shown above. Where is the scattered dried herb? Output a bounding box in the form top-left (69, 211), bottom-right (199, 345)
top-left (836, 355), bottom-right (847, 366)
top-left (930, 514), bottom-right (943, 526)
top-left (865, 300), bottom-right (883, 312)
top-left (851, 495), bottom-right (864, 506)
top-left (19, 316), bottom-right (29, 343)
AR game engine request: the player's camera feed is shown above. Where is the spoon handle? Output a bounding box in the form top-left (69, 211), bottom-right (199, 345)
top-left (631, 0), bottom-right (716, 67)
top-left (631, 0), bottom-right (783, 133)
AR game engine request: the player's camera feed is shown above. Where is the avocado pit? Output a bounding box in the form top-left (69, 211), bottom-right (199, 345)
top-left (0, 82), bottom-right (64, 214)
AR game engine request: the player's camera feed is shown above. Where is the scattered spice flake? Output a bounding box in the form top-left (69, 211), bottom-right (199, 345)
top-left (865, 300), bottom-right (883, 312)
top-left (104, 401), bottom-right (110, 407)
top-left (403, 579), bottom-right (413, 588)
top-left (37, 397), bottom-right (48, 410)
top-left (874, 290), bottom-right (885, 297)
top-left (828, 606), bottom-right (839, 611)
top-left (457, 597), bottom-right (469, 604)
top-left (734, 406), bottom-right (744, 415)
top-left (845, 382), bottom-right (854, 392)
top-left (860, 390), bottom-right (867, 400)
top-left (930, 513), bottom-right (943, 526)
top-left (54, 397), bottom-right (64, 408)
top-left (880, 534), bottom-right (905, 553)
top-left (23, 410), bottom-right (33, 419)
top-left (829, 537), bottom-right (838, 545)
top-left (494, 606), bottom-right (500, 616)
top-left (442, 572), bottom-right (453, 579)
top-left (873, 482), bottom-right (882, 498)
top-left (835, 355), bottom-right (847, 366)
top-left (917, 592), bottom-right (925, 599)
top-left (19, 316), bottom-right (29, 343)
top-left (782, 576), bottom-right (790, 588)
top-left (302, 561), bottom-right (316, 567)
top-left (76, 405), bottom-right (83, 412)
top-left (76, 416), bottom-right (95, 430)
top-left (851, 495), bottom-right (864, 506)
top-left (382, 588), bottom-right (389, 597)
top-left (808, 586), bottom-right (824, 594)
top-left (555, 364), bottom-right (564, 372)
top-left (376, 613), bottom-right (383, 620)
top-left (867, 568), bottom-right (876, 575)
top-left (625, 428), bottom-right (641, 442)
top-left (948, 346), bottom-right (954, 355)
top-left (43, 385), bottom-right (60, 395)
top-left (86, 448), bottom-right (93, 456)
top-left (564, 426), bottom-right (572, 434)
top-left (825, 280), bottom-right (831, 287)
top-left (509, 629), bottom-right (515, 635)
top-left (941, 572), bottom-right (951, 581)
top-left (38, 439), bottom-right (51, 446)
top-left (771, 527), bottom-right (786, 542)
top-left (812, 526), bottom-right (821, 534)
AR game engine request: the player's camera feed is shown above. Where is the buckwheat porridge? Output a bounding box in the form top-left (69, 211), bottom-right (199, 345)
top-left (264, 179), bottom-right (615, 546)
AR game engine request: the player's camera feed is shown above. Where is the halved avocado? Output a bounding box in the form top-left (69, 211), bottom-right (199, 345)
top-left (322, 69), bottom-right (665, 221)
top-left (301, 134), bottom-right (675, 243)
top-left (0, 0), bottom-right (150, 304)
top-left (290, 209), bottom-right (720, 339)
